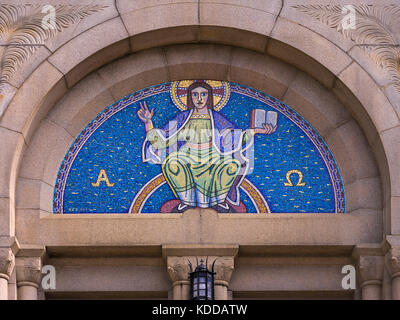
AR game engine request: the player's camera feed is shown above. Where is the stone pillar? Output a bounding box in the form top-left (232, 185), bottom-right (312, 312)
top-left (385, 245), bottom-right (400, 300)
top-left (356, 255), bottom-right (384, 300)
top-left (213, 257), bottom-right (234, 300)
top-left (16, 247), bottom-right (45, 300)
top-left (0, 248), bottom-right (15, 300)
top-left (167, 257), bottom-right (191, 300)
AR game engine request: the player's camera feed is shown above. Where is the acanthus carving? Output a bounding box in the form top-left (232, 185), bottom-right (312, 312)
top-left (167, 257), bottom-right (191, 283)
top-left (167, 256), bottom-right (235, 284)
top-left (16, 257), bottom-right (42, 285)
top-left (0, 248), bottom-right (15, 279)
top-left (385, 246), bottom-right (400, 278)
top-left (293, 4), bottom-right (400, 92)
top-left (357, 255), bottom-right (384, 284)
top-left (0, 4), bottom-right (107, 97)
top-left (213, 257), bottom-right (234, 284)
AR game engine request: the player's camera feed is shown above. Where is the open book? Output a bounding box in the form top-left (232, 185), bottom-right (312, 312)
top-left (250, 109), bottom-right (278, 129)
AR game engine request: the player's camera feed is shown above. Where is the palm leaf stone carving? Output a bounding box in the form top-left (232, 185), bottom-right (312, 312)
top-left (0, 4), bottom-right (106, 96)
top-left (292, 4), bottom-right (400, 92)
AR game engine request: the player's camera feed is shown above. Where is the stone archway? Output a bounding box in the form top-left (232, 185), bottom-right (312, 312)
top-left (0, 0), bottom-right (399, 300)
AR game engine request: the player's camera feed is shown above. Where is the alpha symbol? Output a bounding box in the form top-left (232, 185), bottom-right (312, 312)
top-left (91, 169), bottom-right (115, 187)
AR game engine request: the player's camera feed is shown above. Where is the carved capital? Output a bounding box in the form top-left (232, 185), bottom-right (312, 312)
top-left (166, 255), bottom-right (235, 286)
top-left (357, 255), bottom-right (384, 285)
top-left (167, 257), bottom-right (191, 284)
top-left (385, 246), bottom-right (400, 278)
top-left (16, 257), bottom-right (42, 287)
top-left (213, 257), bottom-right (235, 285)
top-left (0, 248), bottom-right (15, 280)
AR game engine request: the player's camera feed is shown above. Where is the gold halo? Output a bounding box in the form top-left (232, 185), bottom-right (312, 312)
top-left (170, 80), bottom-right (230, 111)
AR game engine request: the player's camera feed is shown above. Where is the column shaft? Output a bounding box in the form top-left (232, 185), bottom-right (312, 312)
top-left (214, 283), bottom-right (228, 300)
top-left (172, 281), bottom-right (190, 300)
top-left (17, 282), bottom-right (38, 300)
top-left (0, 277), bottom-right (8, 300)
top-left (361, 281), bottom-right (381, 300)
top-left (391, 276), bottom-right (400, 300)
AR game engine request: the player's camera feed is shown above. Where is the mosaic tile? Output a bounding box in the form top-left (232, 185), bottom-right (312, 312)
top-left (53, 81), bottom-right (345, 214)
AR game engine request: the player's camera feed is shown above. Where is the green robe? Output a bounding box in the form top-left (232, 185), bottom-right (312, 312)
top-left (147, 116), bottom-right (251, 207)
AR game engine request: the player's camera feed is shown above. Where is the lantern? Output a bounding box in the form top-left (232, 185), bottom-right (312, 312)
top-left (189, 258), bottom-right (216, 300)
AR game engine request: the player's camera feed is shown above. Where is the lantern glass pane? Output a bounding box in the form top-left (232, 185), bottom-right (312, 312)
top-left (200, 290), bottom-right (206, 296)
top-left (200, 277), bottom-right (206, 283)
top-left (199, 283), bottom-right (206, 289)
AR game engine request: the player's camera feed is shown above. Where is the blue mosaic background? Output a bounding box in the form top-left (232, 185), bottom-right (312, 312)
top-left (55, 82), bottom-right (345, 213)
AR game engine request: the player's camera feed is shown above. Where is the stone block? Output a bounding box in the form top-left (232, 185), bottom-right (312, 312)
top-left (384, 85), bottom-right (400, 119)
top-left (336, 62), bottom-right (400, 134)
top-left (0, 61), bottom-right (65, 138)
top-left (348, 46), bottom-right (392, 88)
top-left (283, 72), bottom-right (351, 137)
top-left (120, 2), bottom-right (198, 36)
top-left (0, 198), bottom-right (11, 236)
top-left (344, 177), bottom-right (382, 213)
top-left (165, 44), bottom-right (231, 80)
top-left (380, 126), bottom-right (400, 197)
top-left (199, 2), bottom-right (278, 36)
top-left (0, 84), bottom-right (17, 120)
top-left (325, 120), bottom-right (379, 185)
top-left (97, 48), bottom-right (169, 100)
top-left (332, 77), bottom-right (380, 146)
top-left (16, 178), bottom-right (41, 210)
top-left (0, 127), bottom-right (26, 199)
top-left (19, 119), bottom-right (74, 186)
top-left (388, 197), bottom-right (400, 235)
top-left (268, 18), bottom-right (352, 88)
top-left (230, 48), bottom-right (297, 99)
top-left (199, 26), bottom-right (267, 53)
top-left (131, 26), bottom-right (199, 52)
top-left (199, 209), bottom-right (382, 244)
top-left (16, 177), bottom-right (55, 214)
top-left (48, 72), bottom-right (114, 137)
top-left (48, 17), bottom-right (130, 87)
top-left (117, 0), bottom-right (198, 14)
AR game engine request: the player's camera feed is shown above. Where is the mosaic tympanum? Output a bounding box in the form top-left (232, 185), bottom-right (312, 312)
top-left (54, 80), bottom-right (345, 214)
